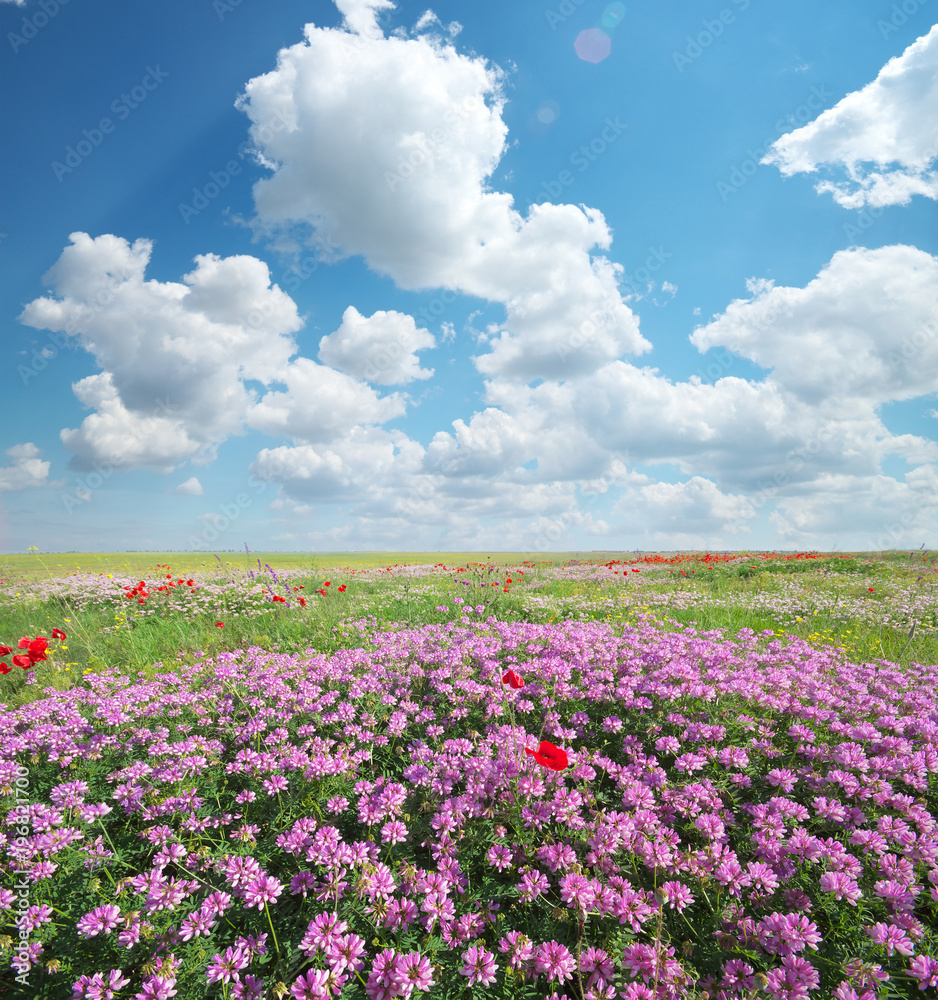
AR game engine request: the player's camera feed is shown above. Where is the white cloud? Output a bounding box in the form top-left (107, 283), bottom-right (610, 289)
top-left (235, 2), bottom-right (650, 379)
top-left (175, 477), bottom-right (204, 496)
top-left (246, 357), bottom-right (406, 441)
top-left (768, 466), bottom-right (938, 548)
top-left (335, 0), bottom-right (394, 39)
top-left (251, 426), bottom-right (425, 504)
top-left (611, 476), bottom-right (758, 544)
top-left (689, 245), bottom-right (938, 405)
top-left (318, 306), bottom-right (436, 384)
top-left (763, 25), bottom-right (938, 208)
top-left (17, 234), bottom-right (293, 470)
top-left (0, 444), bottom-right (50, 493)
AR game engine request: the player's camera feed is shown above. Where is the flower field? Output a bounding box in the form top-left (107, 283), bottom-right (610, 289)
top-left (0, 550), bottom-right (936, 999)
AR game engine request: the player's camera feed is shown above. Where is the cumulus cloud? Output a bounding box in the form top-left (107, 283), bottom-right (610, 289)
top-left (318, 306), bottom-right (436, 384)
top-left (0, 443), bottom-right (50, 493)
top-left (243, 240), bottom-right (938, 548)
top-left (19, 232), bottom-right (414, 476)
top-left (768, 466), bottom-right (938, 548)
top-left (335, 0), bottom-right (394, 39)
top-left (689, 245), bottom-right (938, 405)
top-left (245, 357), bottom-right (406, 441)
top-left (175, 477), bottom-right (204, 496)
top-left (19, 233), bottom-right (304, 470)
top-left (235, 1), bottom-right (649, 379)
top-left (611, 476), bottom-right (758, 544)
top-left (762, 25), bottom-right (938, 207)
top-left (251, 426), bottom-right (425, 504)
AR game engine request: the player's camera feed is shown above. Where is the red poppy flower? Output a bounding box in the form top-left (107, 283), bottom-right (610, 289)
top-left (0, 645), bottom-right (12, 656)
top-left (324, 581), bottom-right (331, 587)
top-left (525, 740), bottom-right (568, 771)
top-left (502, 669), bottom-right (524, 689)
top-left (215, 621), bottom-right (224, 628)
top-left (337, 585), bottom-right (346, 592)
top-left (12, 655), bottom-right (32, 670)
top-left (271, 595), bottom-right (286, 603)
top-left (297, 597), bottom-right (306, 607)
top-left (20, 637), bottom-right (48, 658)
top-left (0, 662), bottom-right (12, 675)
top-left (51, 629), bottom-right (66, 640)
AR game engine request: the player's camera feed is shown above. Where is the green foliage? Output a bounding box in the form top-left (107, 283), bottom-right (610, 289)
top-left (1, 550), bottom-right (936, 997)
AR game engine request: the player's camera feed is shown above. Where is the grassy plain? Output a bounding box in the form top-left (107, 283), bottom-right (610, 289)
top-left (0, 549), bottom-right (935, 998)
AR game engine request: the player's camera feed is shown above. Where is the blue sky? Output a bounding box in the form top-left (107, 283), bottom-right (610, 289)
top-left (1, 0), bottom-right (937, 554)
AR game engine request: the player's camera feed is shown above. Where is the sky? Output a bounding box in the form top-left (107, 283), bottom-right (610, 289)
top-left (1, 0), bottom-right (937, 555)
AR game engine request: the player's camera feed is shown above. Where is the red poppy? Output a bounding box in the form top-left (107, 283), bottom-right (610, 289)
top-left (525, 740), bottom-right (568, 771)
top-left (297, 597), bottom-right (306, 607)
top-left (324, 581), bottom-right (331, 587)
top-left (337, 585), bottom-right (346, 592)
top-left (271, 595), bottom-right (286, 603)
top-left (12, 655), bottom-right (33, 670)
top-left (0, 662), bottom-right (11, 675)
top-left (0, 645), bottom-right (12, 656)
top-left (502, 669), bottom-right (524, 689)
top-left (51, 629), bottom-right (66, 640)
top-left (215, 621), bottom-right (224, 628)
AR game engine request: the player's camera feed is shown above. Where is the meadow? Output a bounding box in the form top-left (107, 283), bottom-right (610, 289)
top-left (0, 549), bottom-right (936, 999)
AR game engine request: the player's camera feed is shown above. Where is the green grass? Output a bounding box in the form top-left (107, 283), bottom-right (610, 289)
top-left (1, 549), bottom-right (936, 998)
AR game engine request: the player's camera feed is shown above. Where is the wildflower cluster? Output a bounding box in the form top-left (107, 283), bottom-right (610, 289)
top-left (0, 607), bottom-right (934, 998)
top-left (0, 629), bottom-right (65, 674)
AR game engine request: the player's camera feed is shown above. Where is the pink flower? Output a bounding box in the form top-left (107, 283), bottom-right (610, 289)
top-left (76, 904), bottom-right (122, 938)
top-left (659, 880), bottom-right (694, 912)
top-left (909, 955), bottom-right (938, 990)
top-left (459, 944), bottom-right (499, 986)
top-left (866, 922), bottom-right (915, 957)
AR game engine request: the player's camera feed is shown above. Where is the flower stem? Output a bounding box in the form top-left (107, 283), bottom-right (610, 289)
top-left (264, 900), bottom-right (281, 957)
